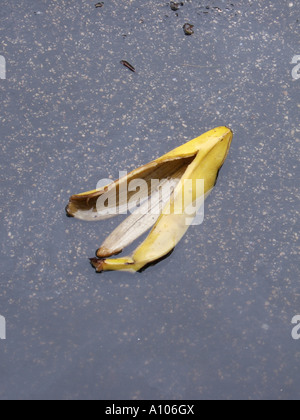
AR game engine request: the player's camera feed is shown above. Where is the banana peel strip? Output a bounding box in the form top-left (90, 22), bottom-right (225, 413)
top-left (66, 127), bottom-right (233, 272)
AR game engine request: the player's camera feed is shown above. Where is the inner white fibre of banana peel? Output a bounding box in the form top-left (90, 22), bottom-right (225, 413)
top-left (66, 126), bottom-right (233, 273)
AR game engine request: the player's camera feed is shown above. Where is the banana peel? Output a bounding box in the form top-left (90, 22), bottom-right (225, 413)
top-left (66, 126), bottom-right (233, 273)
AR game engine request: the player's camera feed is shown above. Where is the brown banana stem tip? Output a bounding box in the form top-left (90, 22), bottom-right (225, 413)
top-left (65, 205), bottom-right (74, 217)
top-left (89, 258), bottom-right (105, 273)
top-left (96, 247), bottom-right (123, 258)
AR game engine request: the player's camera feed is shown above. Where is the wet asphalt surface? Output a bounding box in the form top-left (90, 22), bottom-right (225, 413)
top-left (0, 0), bottom-right (299, 400)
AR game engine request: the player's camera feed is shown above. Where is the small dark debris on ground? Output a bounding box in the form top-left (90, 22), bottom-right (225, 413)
top-left (183, 23), bottom-right (194, 36)
top-left (120, 60), bottom-right (136, 73)
top-left (170, 2), bottom-right (184, 11)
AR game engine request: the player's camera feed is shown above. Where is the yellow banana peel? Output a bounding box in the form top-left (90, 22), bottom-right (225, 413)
top-left (66, 126), bottom-right (233, 273)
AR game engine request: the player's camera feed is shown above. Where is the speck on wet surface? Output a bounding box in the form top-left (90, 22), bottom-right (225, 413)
top-left (0, 0), bottom-right (299, 400)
